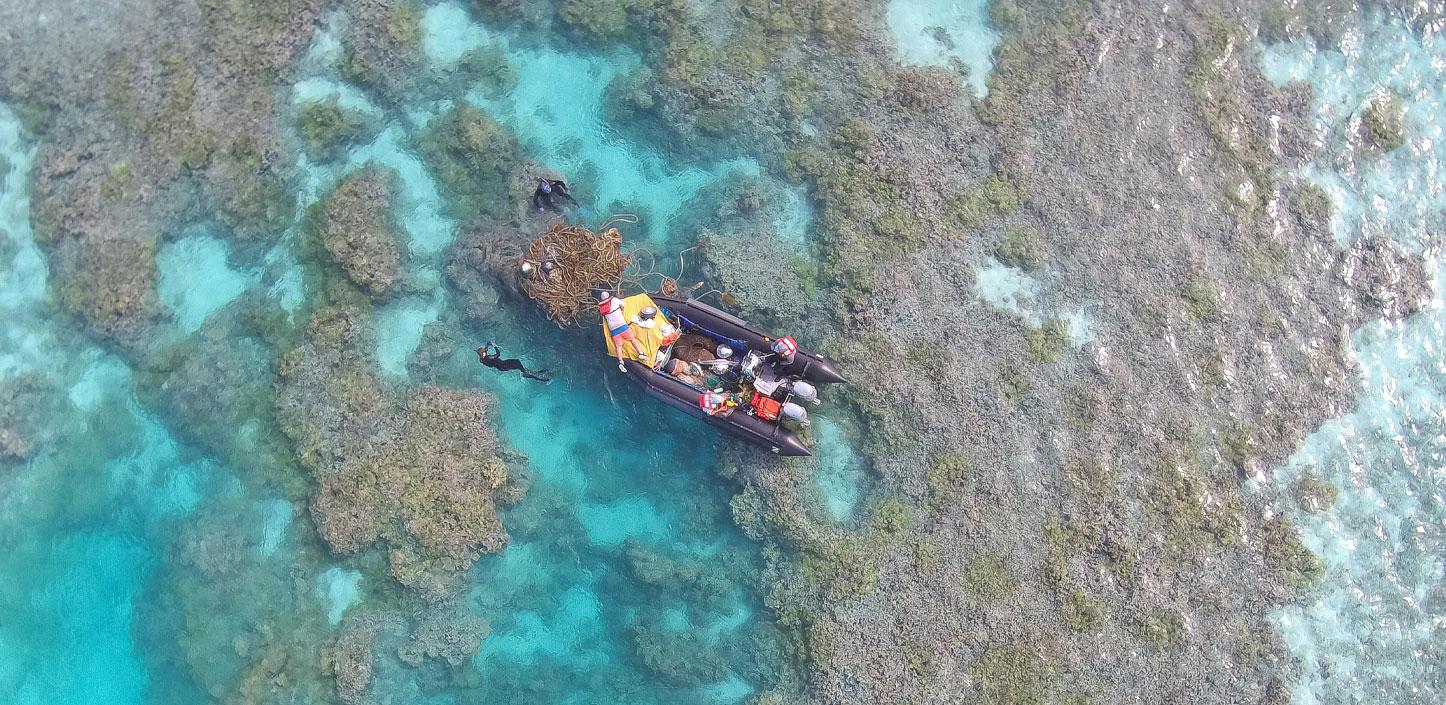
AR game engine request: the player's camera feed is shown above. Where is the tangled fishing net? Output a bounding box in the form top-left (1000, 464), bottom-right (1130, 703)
top-left (517, 216), bottom-right (709, 326)
top-left (518, 222), bottom-right (633, 326)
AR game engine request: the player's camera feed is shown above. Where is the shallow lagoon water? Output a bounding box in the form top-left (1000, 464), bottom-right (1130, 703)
top-left (1, 3), bottom-right (782, 698)
top-left (1258, 14), bottom-right (1445, 705)
top-left (156, 232), bottom-right (254, 334)
top-left (320, 8), bottom-right (785, 698)
top-left (3, 6), bottom-right (1444, 705)
top-left (886, 0), bottom-right (999, 96)
top-left (425, 1), bottom-right (813, 246)
top-left (0, 202), bottom-right (218, 705)
top-left (810, 418), bottom-right (867, 523)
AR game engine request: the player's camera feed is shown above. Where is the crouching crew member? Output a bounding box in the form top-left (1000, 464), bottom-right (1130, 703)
top-left (599, 291), bottom-right (647, 370)
top-left (770, 335), bottom-right (797, 364)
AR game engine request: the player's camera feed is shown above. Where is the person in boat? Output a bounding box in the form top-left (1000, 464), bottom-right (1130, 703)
top-left (598, 291), bottom-right (647, 370)
top-left (770, 336), bottom-right (797, 364)
top-left (699, 390), bottom-right (737, 416)
top-left (532, 178), bottom-right (578, 214)
top-left (631, 305), bottom-right (681, 347)
top-left (476, 342), bottom-right (551, 382)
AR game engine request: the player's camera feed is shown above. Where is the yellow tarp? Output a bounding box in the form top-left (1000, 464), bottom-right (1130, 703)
top-left (600, 293), bottom-right (673, 365)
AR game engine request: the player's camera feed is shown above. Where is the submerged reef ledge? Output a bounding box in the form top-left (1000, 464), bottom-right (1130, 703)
top-left (278, 304), bottom-right (519, 600)
top-left (314, 165), bottom-right (408, 300)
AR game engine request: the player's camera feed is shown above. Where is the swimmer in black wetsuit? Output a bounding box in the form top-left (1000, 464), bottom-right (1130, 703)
top-left (532, 179), bottom-right (579, 214)
top-left (476, 342), bottom-right (551, 382)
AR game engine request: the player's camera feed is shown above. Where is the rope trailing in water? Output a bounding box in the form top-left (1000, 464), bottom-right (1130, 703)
top-left (597, 213), bottom-right (639, 231)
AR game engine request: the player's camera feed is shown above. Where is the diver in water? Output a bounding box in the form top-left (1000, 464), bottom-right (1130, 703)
top-left (476, 342), bottom-right (552, 382)
top-left (532, 178), bottom-right (579, 214)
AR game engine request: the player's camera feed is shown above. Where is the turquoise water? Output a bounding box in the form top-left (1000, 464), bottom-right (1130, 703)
top-left (886, 0), bottom-right (999, 96)
top-left (156, 232), bottom-right (255, 334)
top-left (810, 418), bottom-right (868, 524)
top-left (974, 259), bottom-right (1097, 346)
top-left (1258, 15), bottom-right (1444, 705)
top-left (0, 4), bottom-right (793, 703)
top-left (422, 2), bottom-right (812, 246)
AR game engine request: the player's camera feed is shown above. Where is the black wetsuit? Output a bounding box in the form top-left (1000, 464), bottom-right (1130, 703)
top-left (532, 180), bottom-right (579, 214)
top-left (477, 343), bottom-right (551, 382)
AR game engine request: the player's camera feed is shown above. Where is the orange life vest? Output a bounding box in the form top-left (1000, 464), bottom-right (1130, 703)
top-left (700, 392), bottom-right (724, 414)
top-left (750, 392), bottom-right (782, 421)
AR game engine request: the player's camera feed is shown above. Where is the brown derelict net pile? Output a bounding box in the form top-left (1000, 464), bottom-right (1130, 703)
top-left (519, 223), bottom-right (632, 326)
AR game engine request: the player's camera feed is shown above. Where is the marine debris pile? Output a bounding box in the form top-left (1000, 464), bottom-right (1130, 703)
top-left (518, 222), bottom-right (631, 326)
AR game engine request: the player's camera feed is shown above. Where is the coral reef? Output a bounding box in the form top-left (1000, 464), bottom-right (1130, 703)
top-left (625, 542), bottom-right (731, 610)
top-left (129, 494), bottom-right (338, 705)
top-left (996, 227), bottom-right (1045, 270)
top-left (277, 305), bottom-right (516, 598)
top-left (1336, 235), bottom-right (1432, 319)
top-left (1257, 0), bottom-right (1357, 43)
top-left (206, 138), bottom-right (298, 242)
top-left (452, 45), bottom-right (518, 97)
top-left (0, 429), bottom-right (28, 463)
top-left (3, 2), bottom-right (1437, 705)
top-left (629, 618), bottom-right (729, 686)
top-left (696, 229), bottom-right (809, 331)
top-left (666, 174), bottom-right (815, 329)
top-left (395, 608), bottom-right (488, 667)
top-left (677, 3), bottom-right (1439, 705)
top-left (50, 231), bottom-right (161, 342)
top-left (1291, 472), bottom-right (1338, 513)
top-left (1360, 92), bottom-right (1406, 151)
top-left (315, 165), bottom-right (407, 299)
top-left (0, 374), bottom-right (60, 463)
top-left (963, 555), bottom-right (1016, 602)
top-left (413, 103), bottom-right (522, 221)
top-left (298, 99), bottom-right (378, 161)
top-left (197, 0), bottom-right (327, 82)
top-left (973, 645), bottom-right (1052, 705)
top-left (1061, 589), bottom-right (1105, 632)
top-left (149, 309), bottom-right (280, 466)
top-left (340, 0), bottom-right (426, 107)
top-left (328, 619), bottom-right (377, 705)
top-left (1258, 515), bottom-right (1325, 591)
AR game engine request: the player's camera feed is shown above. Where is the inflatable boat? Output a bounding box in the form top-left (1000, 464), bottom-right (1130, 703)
top-left (599, 293), bottom-right (845, 456)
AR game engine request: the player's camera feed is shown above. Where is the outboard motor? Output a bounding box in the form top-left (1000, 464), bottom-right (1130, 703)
top-left (781, 401), bottom-right (809, 428)
top-left (789, 380), bottom-right (819, 405)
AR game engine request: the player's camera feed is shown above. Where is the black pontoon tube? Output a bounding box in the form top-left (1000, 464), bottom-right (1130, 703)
top-left (652, 295), bottom-right (846, 385)
top-left (622, 359), bottom-right (811, 456)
